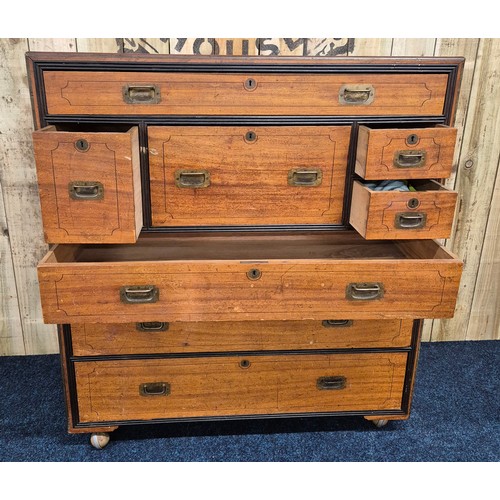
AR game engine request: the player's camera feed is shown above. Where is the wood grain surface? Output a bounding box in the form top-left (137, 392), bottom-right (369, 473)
top-left (149, 125), bottom-right (350, 227)
top-left (350, 180), bottom-right (458, 240)
top-left (70, 319), bottom-right (414, 356)
top-left (355, 125), bottom-right (457, 180)
top-left (74, 352), bottom-right (408, 422)
top-left (42, 70), bottom-right (448, 116)
top-left (37, 234), bottom-right (462, 323)
top-left (32, 126), bottom-right (142, 243)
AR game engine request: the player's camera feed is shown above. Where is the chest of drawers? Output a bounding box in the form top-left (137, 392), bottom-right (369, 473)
top-left (27, 52), bottom-right (464, 449)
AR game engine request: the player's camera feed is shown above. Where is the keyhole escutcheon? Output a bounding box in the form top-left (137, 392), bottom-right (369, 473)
top-left (244, 78), bottom-right (257, 91)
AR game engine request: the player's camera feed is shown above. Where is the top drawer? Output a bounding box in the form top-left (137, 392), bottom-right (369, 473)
top-left (42, 71), bottom-right (448, 116)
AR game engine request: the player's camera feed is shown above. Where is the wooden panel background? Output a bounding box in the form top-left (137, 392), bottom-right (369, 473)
top-left (0, 38), bottom-right (498, 355)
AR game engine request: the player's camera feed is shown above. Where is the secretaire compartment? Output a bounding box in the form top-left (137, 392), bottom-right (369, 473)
top-left (350, 179), bottom-right (458, 240)
top-left (70, 319), bottom-right (414, 356)
top-left (74, 352), bottom-right (408, 423)
top-left (148, 125), bottom-right (350, 227)
top-left (37, 232), bottom-right (462, 323)
top-left (31, 126), bottom-right (142, 244)
top-left (42, 70), bottom-right (448, 116)
top-left (355, 125), bottom-right (457, 180)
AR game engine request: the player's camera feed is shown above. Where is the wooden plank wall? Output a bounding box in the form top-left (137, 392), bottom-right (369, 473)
top-left (0, 38), bottom-right (498, 355)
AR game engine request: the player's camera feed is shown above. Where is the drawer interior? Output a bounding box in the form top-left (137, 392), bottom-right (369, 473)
top-left (42, 232), bottom-right (458, 264)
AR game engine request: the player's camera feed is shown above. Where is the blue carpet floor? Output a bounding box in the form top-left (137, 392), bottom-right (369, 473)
top-left (0, 340), bottom-right (498, 462)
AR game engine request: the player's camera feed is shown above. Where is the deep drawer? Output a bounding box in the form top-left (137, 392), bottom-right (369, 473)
top-left (355, 125), bottom-right (457, 180)
top-left (42, 71), bottom-right (448, 116)
top-left (148, 125), bottom-right (350, 227)
top-left (74, 352), bottom-right (408, 422)
top-left (70, 319), bottom-right (414, 356)
top-left (350, 179), bottom-right (457, 240)
top-left (31, 126), bottom-right (142, 244)
top-left (37, 232), bottom-right (462, 323)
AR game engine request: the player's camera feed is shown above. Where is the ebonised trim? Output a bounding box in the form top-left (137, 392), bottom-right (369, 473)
top-left (71, 408), bottom-right (407, 430)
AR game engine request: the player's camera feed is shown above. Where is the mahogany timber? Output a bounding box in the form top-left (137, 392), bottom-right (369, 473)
top-left (70, 319), bottom-right (413, 356)
top-left (355, 125), bottom-right (458, 180)
top-left (350, 179), bottom-right (458, 240)
top-left (31, 126), bottom-right (142, 243)
top-left (148, 125), bottom-right (350, 227)
top-left (37, 233), bottom-right (462, 323)
top-left (74, 352), bottom-right (408, 422)
top-left (42, 71), bottom-right (448, 116)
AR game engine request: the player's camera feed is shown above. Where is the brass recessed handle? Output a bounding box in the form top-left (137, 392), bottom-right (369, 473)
top-left (317, 376), bottom-right (347, 390)
top-left (394, 150), bottom-right (427, 168)
top-left (139, 382), bottom-right (170, 396)
top-left (175, 170), bottom-right (210, 188)
top-left (123, 84), bottom-right (161, 104)
top-left (288, 169), bottom-right (322, 187)
top-left (346, 283), bottom-right (384, 301)
top-left (68, 181), bottom-right (103, 200)
top-left (322, 320), bottom-right (353, 328)
top-left (339, 85), bottom-right (375, 105)
top-left (395, 212), bottom-right (427, 229)
top-left (136, 322), bottom-right (169, 332)
top-left (120, 285), bottom-right (159, 304)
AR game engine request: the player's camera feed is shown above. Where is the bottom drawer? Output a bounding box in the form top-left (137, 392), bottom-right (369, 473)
top-left (74, 352), bottom-right (408, 423)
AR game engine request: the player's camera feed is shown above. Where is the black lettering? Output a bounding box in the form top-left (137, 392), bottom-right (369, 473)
top-left (258, 38), bottom-right (279, 55)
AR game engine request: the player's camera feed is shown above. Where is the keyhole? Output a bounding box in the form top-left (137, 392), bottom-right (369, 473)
top-left (246, 268), bottom-right (261, 280)
top-left (407, 198), bottom-right (420, 209)
top-left (75, 139), bottom-right (89, 152)
top-left (406, 134), bottom-right (419, 146)
top-left (245, 131), bottom-right (257, 143)
top-left (239, 359), bottom-right (251, 369)
top-left (244, 78), bottom-right (257, 91)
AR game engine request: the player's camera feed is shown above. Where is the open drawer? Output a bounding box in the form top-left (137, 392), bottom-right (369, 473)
top-left (355, 125), bottom-right (457, 180)
top-left (32, 126), bottom-right (142, 244)
top-left (37, 232), bottom-right (462, 323)
top-left (350, 179), bottom-right (458, 240)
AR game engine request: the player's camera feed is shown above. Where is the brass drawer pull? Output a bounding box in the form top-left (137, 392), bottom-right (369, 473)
top-left (394, 150), bottom-right (427, 168)
top-left (395, 212), bottom-right (427, 229)
top-left (68, 181), bottom-right (104, 200)
top-left (136, 322), bottom-right (169, 332)
top-left (346, 282), bottom-right (384, 301)
top-left (317, 376), bottom-right (346, 390)
top-left (120, 285), bottom-right (159, 304)
top-left (339, 85), bottom-right (375, 105)
top-left (288, 168), bottom-right (322, 187)
top-left (175, 170), bottom-right (211, 188)
top-left (122, 84), bottom-right (161, 104)
top-left (139, 382), bottom-right (170, 397)
top-left (322, 319), bottom-right (353, 328)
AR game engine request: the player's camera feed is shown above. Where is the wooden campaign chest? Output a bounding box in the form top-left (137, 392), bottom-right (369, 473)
top-left (27, 52), bottom-right (464, 448)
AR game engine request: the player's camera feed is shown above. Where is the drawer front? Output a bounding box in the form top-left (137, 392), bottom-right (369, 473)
top-left (355, 126), bottom-right (457, 180)
top-left (43, 71), bottom-right (448, 116)
top-left (38, 237), bottom-right (462, 323)
top-left (70, 319), bottom-right (413, 356)
top-left (149, 125), bottom-right (350, 227)
top-left (74, 352), bottom-right (408, 422)
top-left (32, 127), bottom-right (142, 244)
top-left (350, 180), bottom-right (457, 240)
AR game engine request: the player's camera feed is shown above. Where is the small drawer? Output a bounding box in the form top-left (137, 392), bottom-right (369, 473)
top-left (74, 352), bottom-right (408, 423)
top-left (70, 319), bottom-right (414, 356)
top-left (148, 125), bottom-right (350, 227)
top-left (350, 179), bottom-right (457, 240)
top-left (37, 232), bottom-right (462, 323)
top-left (32, 126), bottom-right (142, 244)
top-left (355, 125), bottom-right (457, 180)
top-left (42, 70), bottom-right (448, 116)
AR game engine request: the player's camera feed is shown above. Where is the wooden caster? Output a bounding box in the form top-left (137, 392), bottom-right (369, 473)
top-left (90, 432), bottom-right (111, 449)
top-left (371, 419), bottom-right (389, 428)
